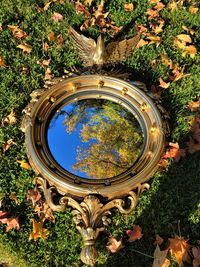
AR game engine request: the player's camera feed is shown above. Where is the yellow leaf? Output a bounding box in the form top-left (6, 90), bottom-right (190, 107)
top-left (176, 34), bottom-right (192, 43)
top-left (168, 1), bottom-right (178, 11)
top-left (85, 0), bottom-right (93, 5)
top-left (29, 218), bottom-right (49, 240)
top-left (17, 160), bottom-right (31, 170)
top-left (148, 0), bottom-right (160, 3)
top-left (0, 56), bottom-right (6, 67)
top-left (189, 6), bottom-right (198, 14)
top-left (183, 45), bottom-right (197, 58)
top-left (159, 78), bottom-right (170, 89)
top-left (2, 110), bottom-right (16, 125)
top-left (8, 25), bottom-right (27, 39)
top-left (47, 32), bottom-right (56, 42)
top-left (146, 34), bottom-right (161, 46)
top-left (124, 3), bottom-right (134, 12)
top-left (17, 43), bottom-right (32, 53)
top-left (174, 38), bottom-right (186, 49)
top-left (136, 39), bottom-right (149, 48)
top-left (182, 26), bottom-right (196, 35)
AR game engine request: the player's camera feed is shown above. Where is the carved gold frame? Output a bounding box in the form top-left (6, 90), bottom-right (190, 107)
top-left (23, 74), bottom-right (167, 266)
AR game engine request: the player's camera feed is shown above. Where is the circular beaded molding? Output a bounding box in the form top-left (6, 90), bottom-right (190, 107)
top-left (25, 74), bottom-right (166, 199)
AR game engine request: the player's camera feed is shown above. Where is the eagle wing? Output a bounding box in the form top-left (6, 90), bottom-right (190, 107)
top-left (105, 34), bottom-right (140, 64)
top-left (69, 27), bottom-right (97, 66)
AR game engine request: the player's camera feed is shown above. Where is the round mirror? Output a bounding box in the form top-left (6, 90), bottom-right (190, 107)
top-left (47, 99), bottom-right (144, 179)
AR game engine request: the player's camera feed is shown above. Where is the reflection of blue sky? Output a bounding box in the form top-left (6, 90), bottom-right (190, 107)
top-left (47, 104), bottom-right (89, 178)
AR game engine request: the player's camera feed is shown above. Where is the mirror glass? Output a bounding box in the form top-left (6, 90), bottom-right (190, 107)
top-left (47, 99), bottom-right (144, 179)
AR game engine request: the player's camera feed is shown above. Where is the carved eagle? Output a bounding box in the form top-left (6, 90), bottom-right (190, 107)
top-left (68, 26), bottom-right (140, 67)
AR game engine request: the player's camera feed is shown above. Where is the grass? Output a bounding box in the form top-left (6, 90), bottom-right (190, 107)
top-left (0, 0), bottom-right (200, 266)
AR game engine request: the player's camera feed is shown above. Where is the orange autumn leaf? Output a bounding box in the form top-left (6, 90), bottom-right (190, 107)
top-left (176, 34), bottom-right (192, 43)
top-left (29, 218), bottom-right (49, 240)
top-left (124, 3), bottom-right (134, 12)
top-left (187, 99), bottom-right (200, 112)
top-left (106, 236), bottom-right (124, 253)
top-left (192, 247), bottom-right (200, 267)
top-left (169, 236), bottom-right (190, 267)
top-left (153, 20), bottom-right (165, 34)
top-left (126, 225), bottom-right (143, 242)
top-left (146, 8), bottom-right (159, 20)
top-left (27, 187), bottom-right (41, 207)
top-left (17, 43), bottom-right (32, 53)
top-left (154, 2), bottom-right (165, 12)
top-left (168, 1), bottom-right (178, 11)
top-left (146, 34), bottom-right (161, 46)
top-left (158, 159), bottom-right (169, 169)
top-left (182, 45), bottom-right (197, 58)
top-left (0, 56), bottom-right (6, 67)
top-left (8, 25), bottom-right (28, 39)
top-left (35, 201), bottom-right (55, 223)
top-left (1, 110), bottom-right (16, 125)
top-left (51, 12), bottom-right (63, 22)
top-left (153, 245), bottom-right (170, 267)
top-left (47, 32), bottom-right (56, 42)
top-left (17, 159), bottom-right (31, 170)
top-left (159, 78), bottom-right (170, 89)
top-left (2, 139), bottom-right (16, 152)
top-left (154, 234), bottom-right (164, 245)
top-left (75, 1), bottom-right (90, 17)
top-left (169, 65), bottom-right (190, 82)
top-left (136, 39), bottom-right (149, 48)
top-left (189, 6), bottom-right (198, 14)
top-left (0, 211), bottom-right (20, 232)
top-left (162, 142), bottom-right (186, 162)
top-left (40, 59), bottom-right (51, 68)
top-left (182, 26), bottom-right (196, 36)
top-left (148, 0), bottom-right (161, 4)
top-left (136, 24), bottom-right (148, 34)
top-left (160, 54), bottom-right (174, 69)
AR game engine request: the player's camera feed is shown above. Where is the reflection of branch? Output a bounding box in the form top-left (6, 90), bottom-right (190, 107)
top-left (92, 154), bottom-right (129, 170)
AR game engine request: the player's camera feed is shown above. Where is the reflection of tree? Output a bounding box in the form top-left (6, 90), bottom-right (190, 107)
top-left (64, 100), bottom-right (143, 179)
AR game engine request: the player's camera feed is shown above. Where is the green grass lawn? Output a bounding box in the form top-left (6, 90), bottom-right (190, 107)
top-left (0, 0), bottom-right (200, 266)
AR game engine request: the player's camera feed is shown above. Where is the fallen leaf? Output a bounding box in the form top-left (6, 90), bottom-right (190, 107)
top-left (124, 3), bottom-right (134, 12)
top-left (169, 65), bottom-right (190, 82)
top-left (160, 54), bottom-right (174, 69)
top-left (146, 8), bottom-right (159, 20)
top-left (168, 1), bottom-right (178, 11)
top-left (154, 234), bottom-right (164, 245)
top-left (17, 159), bottom-right (31, 170)
top-left (154, 2), bottom-right (165, 11)
top-left (35, 201), bottom-right (55, 223)
top-left (9, 192), bottom-right (19, 205)
top-left (75, 1), bottom-right (90, 17)
top-left (162, 142), bottom-right (186, 162)
top-left (2, 139), bottom-right (16, 152)
top-left (158, 159), bottom-right (169, 169)
top-left (27, 187), bottom-right (41, 207)
top-left (8, 25), bottom-right (28, 39)
top-left (106, 236), bottom-right (124, 253)
top-left (126, 225), bottom-right (143, 242)
top-left (42, 42), bottom-right (49, 52)
top-left (1, 110), bottom-right (16, 126)
top-left (187, 137), bottom-right (200, 154)
top-left (152, 20), bottom-right (165, 34)
top-left (176, 34), bottom-right (192, 43)
top-left (0, 212), bottom-right (20, 232)
top-left (136, 24), bottom-right (148, 34)
top-left (85, 0), bottom-right (93, 5)
top-left (189, 6), bottom-right (198, 14)
top-left (192, 247), bottom-right (200, 267)
top-left (17, 43), bottom-right (32, 53)
top-left (51, 12), bottom-right (63, 22)
top-left (29, 218), bottom-right (49, 240)
top-left (187, 99), bottom-right (200, 112)
top-left (47, 32), bottom-right (56, 42)
top-left (153, 245), bottom-right (170, 267)
top-left (159, 78), bottom-right (170, 89)
top-left (182, 45), bottom-right (197, 58)
top-left (0, 57), bottom-right (6, 67)
top-left (44, 68), bottom-right (52, 80)
top-left (146, 34), bottom-right (161, 46)
top-left (56, 34), bottom-right (63, 48)
top-left (136, 39), bottom-right (149, 48)
top-left (169, 235), bottom-right (190, 267)
top-left (40, 59), bottom-right (51, 68)
top-left (182, 26), bottom-right (196, 36)
top-left (148, 0), bottom-right (161, 4)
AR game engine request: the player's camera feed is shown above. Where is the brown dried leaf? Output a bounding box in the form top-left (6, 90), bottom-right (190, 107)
top-left (192, 247), bottom-right (200, 267)
top-left (43, 42), bottom-right (49, 52)
top-left (47, 32), bottom-right (56, 42)
top-left (0, 57), bottom-right (6, 67)
top-left (153, 245), bottom-right (170, 267)
top-left (56, 34), bottom-right (63, 48)
top-left (44, 68), bottom-right (52, 80)
top-left (9, 192), bottom-right (18, 205)
top-left (136, 39), bottom-right (149, 48)
top-left (160, 54), bottom-right (174, 69)
top-left (154, 234), bottom-right (164, 245)
top-left (126, 225), bottom-right (143, 242)
top-left (162, 142), bottom-right (186, 162)
top-left (8, 25), bottom-right (28, 39)
top-left (17, 159), bottom-right (31, 170)
top-left (146, 8), bottom-right (159, 20)
top-left (75, 1), bottom-right (90, 17)
top-left (17, 43), bottom-right (32, 53)
top-left (124, 3), bottom-right (134, 12)
top-left (159, 78), bottom-right (170, 89)
top-left (27, 187), bottom-right (41, 207)
top-left (136, 24), bottom-right (148, 34)
top-left (51, 12), bottom-right (63, 22)
top-left (154, 2), bottom-right (165, 11)
top-left (29, 218), bottom-right (49, 240)
top-left (146, 34), bottom-right (161, 46)
top-left (41, 59), bottom-right (51, 68)
top-left (2, 110), bottom-right (16, 126)
top-left (35, 201), bottom-right (55, 223)
top-left (187, 99), bottom-right (200, 112)
top-left (0, 212), bottom-right (20, 232)
top-left (169, 65), bottom-right (190, 82)
top-left (106, 236), bottom-right (124, 253)
top-left (2, 139), bottom-right (16, 152)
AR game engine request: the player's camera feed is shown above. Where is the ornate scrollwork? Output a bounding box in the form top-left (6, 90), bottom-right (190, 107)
top-left (34, 176), bottom-right (149, 266)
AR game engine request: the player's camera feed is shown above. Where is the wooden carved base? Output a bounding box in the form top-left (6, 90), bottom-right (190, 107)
top-left (34, 177), bottom-right (149, 266)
